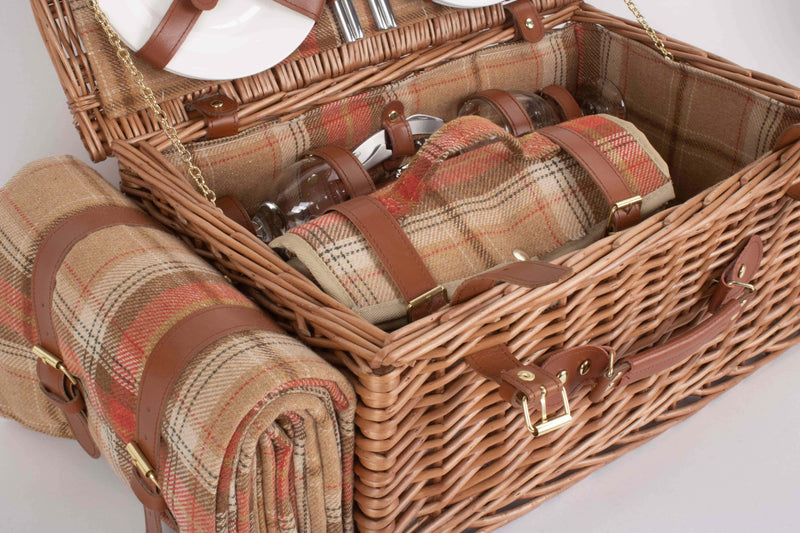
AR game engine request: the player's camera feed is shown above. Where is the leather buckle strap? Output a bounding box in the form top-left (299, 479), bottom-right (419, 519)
top-left (328, 196), bottom-right (447, 321)
top-left (31, 205), bottom-right (165, 458)
top-left (538, 124), bottom-right (642, 233)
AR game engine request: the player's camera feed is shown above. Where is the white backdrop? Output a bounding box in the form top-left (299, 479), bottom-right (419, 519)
top-left (0, 1), bottom-right (798, 532)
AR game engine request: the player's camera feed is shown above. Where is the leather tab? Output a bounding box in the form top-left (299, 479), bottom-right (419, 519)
top-left (274, 0), bottom-right (326, 19)
top-left (191, 0), bottom-right (218, 9)
top-left (464, 89), bottom-right (535, 137)
top-left (328, 196), bottom-right (447, 321)
top-left (217, 195), bottom-right (257, 235)
top-left (538, 124), bottom-right (641, 231)
top-left (504, 0), bottom-right (545, 43)
top-left (382, 101), bottom-right (416, 158)
top-left (310, 146), bottom-right (376, 198)
top-left (538, 84), bottom-right (583, 121)
top-left (708, 235), bottom-right (762, 312)
top-left (186, 94), bottom-right (240, 140)
top-left (451, 261), bottom-right (571, 305)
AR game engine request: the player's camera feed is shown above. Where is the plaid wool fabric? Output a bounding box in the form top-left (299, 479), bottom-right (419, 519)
top-left (272, 115), bottom-right (674, 324)
top-left (0, 157), bottom-right (355, 532)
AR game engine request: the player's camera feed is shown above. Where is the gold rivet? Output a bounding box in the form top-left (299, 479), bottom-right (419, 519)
top-left (579, 360), bottom-right (591, 375)
top-left (518, 370), bottom-right (536, 381)
top-left (525, 18), bottom-right (535, 30)
top-left (210, 99), bottom-right (225, 109)
top-left (557, 370), bottom-right (568, 384)
top-left (738, 265), bottom-right (746, 278)
top-left (513, 249), bottom-right (530, 262)
top-left (388, 110), bottom-right (399, 121)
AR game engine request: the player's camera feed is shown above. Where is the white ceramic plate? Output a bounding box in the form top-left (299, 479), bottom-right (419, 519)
top-left (98, 0), bottom-right (315, 80)
top-left (431, 0), bottom-right (504, 9)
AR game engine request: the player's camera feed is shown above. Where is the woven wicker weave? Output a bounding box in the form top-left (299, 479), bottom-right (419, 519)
top-left (33, 0), bottom-right (800, 531)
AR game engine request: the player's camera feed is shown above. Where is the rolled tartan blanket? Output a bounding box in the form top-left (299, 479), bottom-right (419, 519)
top-left (0, 156), bottom-right (356, 532)
top-left (272, 114), bottom-right (675, 324)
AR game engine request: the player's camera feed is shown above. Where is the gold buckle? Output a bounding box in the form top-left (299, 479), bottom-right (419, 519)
top-left (126, 442), bottom-right (161, 491)
top-left (521, 385), bottom-right (573, 437)
top-left (33, 345), bottom-right (78, 387)
top-left (606, 196), bottom-right (642, 233)
top-left (406, 285), bottom-right (447, 322)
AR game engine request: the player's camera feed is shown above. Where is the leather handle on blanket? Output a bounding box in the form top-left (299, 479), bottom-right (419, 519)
top-left (467, 235), bottom-right (762, 435)
top-left (31, 206), bottom-right (165, 458)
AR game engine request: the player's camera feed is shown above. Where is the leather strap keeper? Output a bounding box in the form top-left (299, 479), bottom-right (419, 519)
top-left (538, 84), bottom-right (584, 121)
top-left (382, 101), bottom-right (416, 158)
top-left (504, 0), bottom-right (545, 43)
top-left (464, 89), bottom-right (536, 137)
top-left (186, 94), bottom-right (240, 140)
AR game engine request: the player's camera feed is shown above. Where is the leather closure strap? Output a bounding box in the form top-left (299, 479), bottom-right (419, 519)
top-left (382, 101), bottom-right (416, 158)
top-left (310, 146), bottom-right (376, 199)
top-left (774, 123), bottom-right (800, 152)
top-left (450, 261), bottom-right (572, 305)
top-left (186, 94), bottom-right (240, 140)
top-left (538, 124), bottom-right (642, 232)
top-left (503, 0), bottom-right (545, 43)
top-left (130, 305), bottom-right (279, 533)
top-left (31, 205), bottom-right (164, 458)
top-left (217, 195), bottom-right (256, 235)
top-left (465, 89), bottom-right (536, 137)
top-left (328, 196), bottom-right (447, 321)
top-left (538, 84), bottom-right (583, 121)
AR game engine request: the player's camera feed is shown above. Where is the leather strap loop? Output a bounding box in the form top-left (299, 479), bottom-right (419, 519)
top-left (464, 89), bottom-right (536, 137)
top-left (504, 0), bottom-right (545, 43)
top-left (32, 205), bottom-right (163, 458)
top-left (538, 84), bottom-right (583, 121)
top-left (131, 305), bottom-right (279, 533)
top-left (774, 123), bottom-right (800, 152)
top-left (328, 196), bottom-right (447, 321)
top-left (382, 101), bottom-right (416, 158)
top-left (217, 195), bottom-right (256, 235)
top-left (309, 146), bottom-right (376, 199)
top-left (538, 124), bottom-right (641, 231)
top-left (186, 94), bottom-right (240, 140)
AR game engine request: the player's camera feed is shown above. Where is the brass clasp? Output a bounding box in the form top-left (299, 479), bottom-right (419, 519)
top-left (521, 385), bottom-right (573, 438)
top-left (606, 196), bottom-right (642, 234)
top-left (32, 345), bottom-right (79, 386)
top-left (126, 442), bottom-right (160, 491)
top-left (406, 285), bottom-right (447, 322)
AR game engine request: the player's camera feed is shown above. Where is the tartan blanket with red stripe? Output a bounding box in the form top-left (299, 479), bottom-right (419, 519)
top-left (273, 115), bottom-right (674, 324)
top-left (0, 156), bottom-right (355, 532)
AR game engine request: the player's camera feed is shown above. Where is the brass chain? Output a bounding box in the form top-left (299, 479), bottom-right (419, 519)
top-left (622, 0), bottom-right (674, 61)
top-left (86, 0), bottom-right (217, 204)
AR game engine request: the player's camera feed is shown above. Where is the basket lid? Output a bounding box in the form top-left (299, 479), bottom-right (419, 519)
top-left (36, 0), bottom-right (581, 161)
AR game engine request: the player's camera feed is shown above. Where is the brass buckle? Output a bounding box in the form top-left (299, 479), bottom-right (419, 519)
top-left (126, 442), bottom-right (161, 491)
top-left (606, 196), bottom-right (642, 234)
top-left (521, 385), bottom-right (572, 437)
top-left (406, 285), bottom-right (447, 322)
top-left (33, 345), bottom-right (79, 387)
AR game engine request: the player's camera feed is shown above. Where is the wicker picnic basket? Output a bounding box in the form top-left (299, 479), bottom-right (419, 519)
top-left (32, 0), bottom-right (800, 531)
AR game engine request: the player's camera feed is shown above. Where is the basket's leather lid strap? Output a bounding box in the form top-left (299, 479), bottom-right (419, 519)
top-left (538, 124), bottom-right (642, 231)
top-left (465, 89), bottom-right (536, 137)
top-left (131, 304), bottom-right (278, 533)
top-left (328, 196), bottom-right (447, 321)
top-left (138, 0), bottom-right (325, 70)
top-left (310, 146), bottom-right (376, 198)
top-left (31, 205), bottom-right (165, 458)
top-left (469, 235), bottom-right (762, 418)
top-left (538, 84), bottom-right (583, 121)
